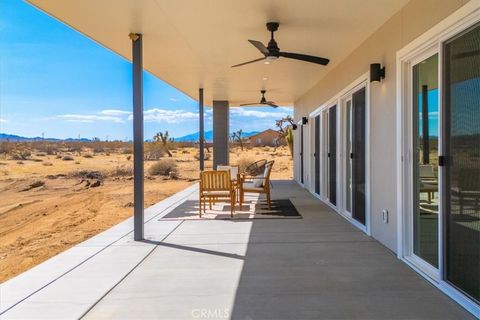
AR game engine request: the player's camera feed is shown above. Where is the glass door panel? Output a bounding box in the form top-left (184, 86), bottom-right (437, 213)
top-left (345, 100), bottom-right (352, 213)
top-left (443, 23), bottom-right (480, 302)
top-left (315, 115), bottom-right (320, 194)
top-left (300, 124), bottom-right (304, 184)
top-left (352, 88), bottom-right (366, 225)
top-left (412, 53), bottom-right (439, 268)
top-left (328, 106), bottom-right (337, 205)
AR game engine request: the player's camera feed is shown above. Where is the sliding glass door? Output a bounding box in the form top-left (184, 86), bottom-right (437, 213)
top-left (443, 23), bottom-right (480, 302)
top-left (328, 106), bottom-right (337, 205)
top-left (404, 22), bottom-right (480, 305)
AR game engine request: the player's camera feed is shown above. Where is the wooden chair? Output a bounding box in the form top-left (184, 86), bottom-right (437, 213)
top-left (199, 170), bottom-right (236, 218)
top-left (239, 160), bottom-right (274, 210)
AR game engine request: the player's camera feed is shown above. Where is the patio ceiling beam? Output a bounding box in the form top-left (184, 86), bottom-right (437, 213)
top-left (199, 88), bottom-right (204, 171)
top-left (130, 32), bottom-right (144, 241)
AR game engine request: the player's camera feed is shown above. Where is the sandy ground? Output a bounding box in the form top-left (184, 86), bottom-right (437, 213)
top-left (0, 145), bottom-right (292, 282)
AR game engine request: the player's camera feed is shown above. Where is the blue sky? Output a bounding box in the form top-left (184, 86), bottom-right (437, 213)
top-left (0, 0), bottom-right (292, 141)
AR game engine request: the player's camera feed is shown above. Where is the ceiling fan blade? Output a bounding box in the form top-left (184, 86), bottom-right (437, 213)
top-left (248, 40), bottom-right (269, 56)
top-left (279, 51), bottom-right (329, 65)
top-left (231, 57), bottom-right (266, 68)
top-left (267, 102), bottom-right (279, 108)
top-left (240, 102), bottom-right (259, 106)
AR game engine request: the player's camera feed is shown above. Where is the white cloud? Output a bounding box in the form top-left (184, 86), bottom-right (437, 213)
top-left (169, 98), bottom-right (179, 102)
top-left (230, 107), bottom-right (287, 119)
top-left (129, 108), bottom-right (199, 124)
top-left (57, 114), bottom-right (125, 123)
top-left (0, 118), bottom-right (8, 123)
top-left (99, 109), bottom-right (132, 116)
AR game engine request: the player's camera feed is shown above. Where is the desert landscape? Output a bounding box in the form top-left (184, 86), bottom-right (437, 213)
top-left (0, 140), bottom-right (292, 282)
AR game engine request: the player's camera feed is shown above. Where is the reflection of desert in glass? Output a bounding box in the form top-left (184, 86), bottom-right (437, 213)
top-left (0, 140), bottom-right (292, 282)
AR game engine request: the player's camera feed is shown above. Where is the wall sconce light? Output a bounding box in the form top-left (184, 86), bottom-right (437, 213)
top-left (370, 63), bottom-right (385, 82)
top-left (302, 117), bottom-right (308, 125)
top-left (292, 124), bottom-right (298, 130)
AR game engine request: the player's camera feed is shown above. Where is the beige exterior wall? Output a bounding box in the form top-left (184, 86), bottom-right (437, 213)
top-left (293, 0), bottom-right (471, 252)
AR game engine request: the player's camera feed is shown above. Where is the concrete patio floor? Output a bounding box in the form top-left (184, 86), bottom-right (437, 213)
top-left (0, 181), bottom-right (474, 319)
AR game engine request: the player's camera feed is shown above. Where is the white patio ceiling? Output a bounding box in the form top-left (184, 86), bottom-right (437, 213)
top-left (27, 0), bottom-right (409, 106)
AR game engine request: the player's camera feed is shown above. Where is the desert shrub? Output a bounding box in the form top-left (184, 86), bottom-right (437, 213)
top-left (74, 161), bottom-right (80, 164)
top-left (109, 165), bottom-right (133, 177)
top-left (181, 149), bottom-right (189, 154)
top-left (120, 147), bottom-right (132, 154)
top-left (34, 142), bottom-right (58, 155)
top-left (35, 152), bottom-right (47, 157)
top-left (16, 161), bottom-right (24, 165)
top-left (31, 158), bottom-right (43, 162)
top-left (43, 161), bottom-right (53, 166)
top-left (83, 153), bottom-right (94, 158)
top-left (69, 170), bottom-right (104, 180)
top-left (194, 152), bottom-right (210, 160)
top-left (66, 144), bottom-right (82, 153)
top-left (56, 155), bottom-right (62, 159)
top-left (235, 157), bottom-right (255, 173)
top-left (0, 142), bottom-right (13, 155)
top-left (144, 143), bottom-right (164, 160)
top-left (148, 159), bottom-right (178, 176)
top-left (62, 155), bottom-right (74, 161)
top-left (11, 150), bottom-right (31, 160)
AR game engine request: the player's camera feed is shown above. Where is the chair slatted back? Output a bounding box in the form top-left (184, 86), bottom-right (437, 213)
top-left (200, 170), bottom-right (231, 191)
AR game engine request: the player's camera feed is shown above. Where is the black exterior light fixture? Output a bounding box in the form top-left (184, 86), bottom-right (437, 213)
top-left (302, 117), bottom-right (308, 125)
top-left (292, 124), bottom-right (298, 130)
top-left (370, 63), bottom-right (386, 82)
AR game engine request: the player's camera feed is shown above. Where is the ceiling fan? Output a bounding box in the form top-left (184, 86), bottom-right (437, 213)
top-left (241, 90), bottom-right (278, 108)
top-left (232, 22), bottom-right (330, 68)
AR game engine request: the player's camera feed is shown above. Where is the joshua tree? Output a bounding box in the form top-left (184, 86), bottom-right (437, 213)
top-left (231, 129), bottom-right (244, 150)
top-left (275, 115), bottom-right (295, 157)
top-left (153, 131), bottom-right (174, 157)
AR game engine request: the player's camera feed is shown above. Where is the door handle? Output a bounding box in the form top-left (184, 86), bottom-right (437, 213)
top-left (439, 155), bottom-right (447, 166)
top-left (314, 153), bottom-right (317, 157)
top-left (327, 152), bottom-right (331, 158)
top-left (350, 153), bottom-right (354, 159)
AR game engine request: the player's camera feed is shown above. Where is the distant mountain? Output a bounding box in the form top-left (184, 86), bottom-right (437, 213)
top-left (0, 133), bottom-right (91, 142)
top-left (175, 130), bottom-right (259, 142)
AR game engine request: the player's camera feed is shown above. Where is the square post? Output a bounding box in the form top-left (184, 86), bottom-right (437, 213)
top-left (130, 33), bottom-right (144, 241)
top-left (199, 88), bottom-right (205, 171)
top-left (212, 100), bottom-right (229, 169)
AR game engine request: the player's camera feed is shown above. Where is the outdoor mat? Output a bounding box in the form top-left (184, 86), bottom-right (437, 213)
top-left (160, 196), bottom-right (302, 220)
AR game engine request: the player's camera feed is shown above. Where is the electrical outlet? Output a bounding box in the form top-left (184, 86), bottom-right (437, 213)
top-left (382, 209), bottom-right (389, 223)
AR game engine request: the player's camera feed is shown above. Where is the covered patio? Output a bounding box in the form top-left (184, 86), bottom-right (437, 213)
top-left (2, 0), bottom-right (479, 318)
top-left (1, 181), bottom-right (472, 319)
